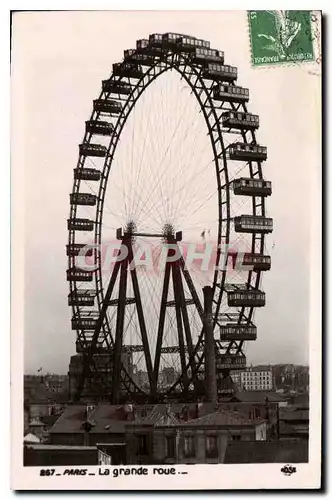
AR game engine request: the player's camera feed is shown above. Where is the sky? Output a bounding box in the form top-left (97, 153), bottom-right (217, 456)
top-left (11, 10), bottom-right (321, 374)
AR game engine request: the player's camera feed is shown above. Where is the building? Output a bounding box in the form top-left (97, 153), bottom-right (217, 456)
top-left (68, 352), bottom-right (133, 399)
top-left (235, 367), bottom-right (274, 391)
top-left (49, 404), bottom-right (129, 450)
top-left (220, 400), bottom-right (279, 441)
top-left (24, 374), bottom-right (69, 401)
top-left (125, 404), bottom-right (267, 465)
top-left (232, 364), bottom-right (310, 394)
top-left (279, 406), bottom-right (309, 441)
top-left (272, 364), bottom-right (309, 393)
top-left (47, 402), bottom-right (270, 466)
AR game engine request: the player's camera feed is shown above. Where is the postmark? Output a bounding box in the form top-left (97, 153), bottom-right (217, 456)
top-left (248, 10), bottom-right (316, 67)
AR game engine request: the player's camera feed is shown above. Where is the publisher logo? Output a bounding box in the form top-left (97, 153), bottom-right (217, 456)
top-left (281, 464), bottom-right (297, 476)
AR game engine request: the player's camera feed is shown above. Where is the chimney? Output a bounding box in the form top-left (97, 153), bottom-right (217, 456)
top-left (203, 286), bottom-right (217, 405)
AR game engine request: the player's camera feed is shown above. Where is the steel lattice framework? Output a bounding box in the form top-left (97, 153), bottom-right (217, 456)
top-left (67, 33), bottom-right (272, 403)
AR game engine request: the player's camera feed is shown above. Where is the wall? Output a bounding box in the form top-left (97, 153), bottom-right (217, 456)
top-left (176, 430), bottom-right (229, 464)
top-left (24, 445), bottom-right (98, 466)
top-left (126, 426), bottom-right (246, 464)
top-left (89, 433), bottom-right (125, 447)
top-left (49, 432), bottom-right (85, 446)
top-left (125, 429), bottom-right (154, 465)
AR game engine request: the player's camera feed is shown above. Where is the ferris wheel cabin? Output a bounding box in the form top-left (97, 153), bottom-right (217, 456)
top-left (68, 289), bottom-right (96, 307)
top-left (228, 290), bottom-right (266, 307)
top-left (124, 49), bottom-right (155, 66)
top-left (241, 253), bottom-right (271, 271)
top-left (229, 142), bottom-right (267, 161)
top-left (74, 168), bottom-right (101, 181)
top-left (67, 218), bottom-right (94, 231)
top-left (234, 215), bottom-right (273, 233)
top-left (191, 47), bottom-right (224, 65)
top-left (162, 32), bottom-right (183, 49)
top-left (233, 178), bottom-right (272, 197)
top-left (216, 354), bottom-right (246, 370)
top-left (112, 62), bottom-right (144, 79)
top-left (213, 84), bottom-right (249, 103)
top-left (66, 243), bottom-right (93, 257)
top-left (86, 120), bottom-right (114, 136)
top-left (75, 340), bottom-right (106, 354)
top-left (176, 35), bottom-right (210, 52)
top-left (220, 324), bottom-right (257, 341)
top-left (72, 311), bottom-right (99, 330)
top-left (70, 193), bottom-right (97, 206)
top-left (93, 99), bottom-right (122, 115)
top-left (79, 143), bottom-right (107, 157)
top-left (66, 267), bottom-right (94, 282)
top-left (202, 64), bottom-right (238, 81)
top-left (136, 39), bottom-right (149, 51)
top-left (222, 111), bottom-right (259, 129)
top-left (149, 33), bottom-right (163, 47)
top-left (102, 80), bottom-right (132, 95)
top-left (137, 38), bottom-right (163, 56)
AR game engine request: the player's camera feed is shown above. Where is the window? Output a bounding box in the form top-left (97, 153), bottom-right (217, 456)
top-left (184, 435), bottom-right (196, 457)
top-left (231, 434), bottom-right (241, 441)
top-left (136, 434), bottom-right (148, 455)
top-left (166, 435), bottom-right (176, 459)
top-left (206, 435), bottom-right (218, 458)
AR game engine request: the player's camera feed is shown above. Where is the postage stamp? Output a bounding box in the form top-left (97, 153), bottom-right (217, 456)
top-left (248, 10), bottom-right (315, 67)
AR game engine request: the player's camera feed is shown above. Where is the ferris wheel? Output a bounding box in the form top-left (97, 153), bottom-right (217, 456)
top-left (66, 32), bottom-right (273, 403)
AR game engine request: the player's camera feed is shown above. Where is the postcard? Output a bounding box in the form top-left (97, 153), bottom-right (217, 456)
top-left (11, 9), bottom-right (322, 490)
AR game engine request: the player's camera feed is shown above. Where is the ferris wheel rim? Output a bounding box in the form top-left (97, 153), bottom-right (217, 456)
top-left (67, 34), bottom-right (270, 400)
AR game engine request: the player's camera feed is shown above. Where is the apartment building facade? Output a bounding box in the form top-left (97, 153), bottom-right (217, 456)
top-left (232, 366), bottom-right (273, 391)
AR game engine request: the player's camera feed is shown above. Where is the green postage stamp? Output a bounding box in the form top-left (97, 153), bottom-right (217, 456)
top-left (248, 10), bottom-right (316, 67)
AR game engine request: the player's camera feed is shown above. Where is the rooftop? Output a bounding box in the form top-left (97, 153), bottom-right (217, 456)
top-left (50, 402), bottom-right (266, 434)
top-left (279, 407), bottom-right (309, 421)
top-left (50, 404), bottom-right (130, 434)
top-left (244, 366), bottom-right (273, 373)
top-left (182, 409), bottom-right (265, 428)
top-left (233, 391), bottom-right (286, 403)
top-left (24, 433), bottom-right (40, 444)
